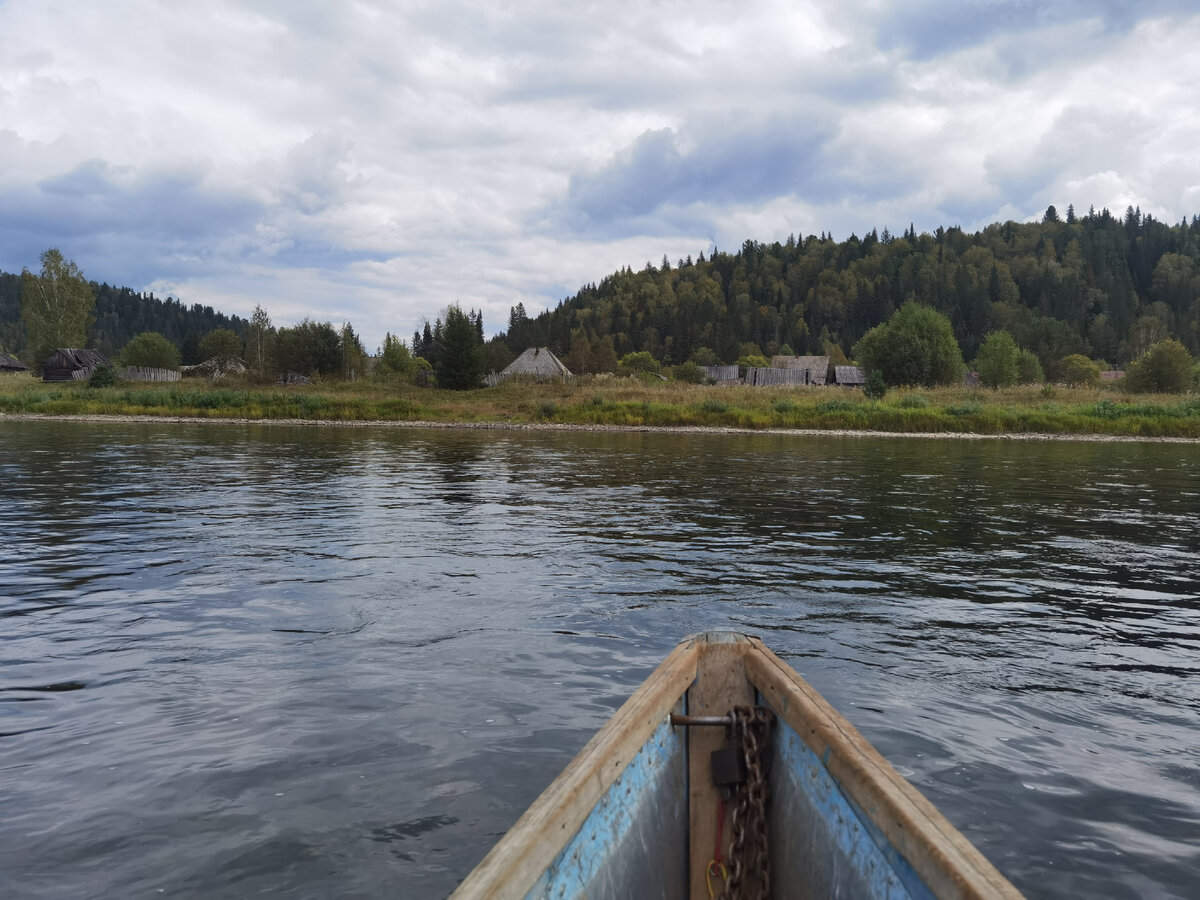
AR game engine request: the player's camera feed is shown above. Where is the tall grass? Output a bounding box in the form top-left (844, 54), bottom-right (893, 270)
top-left (1, 374), bottom-right (1197, 437)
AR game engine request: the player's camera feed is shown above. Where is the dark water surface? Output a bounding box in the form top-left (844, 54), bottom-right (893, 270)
top-left (1, 421), bottom-right (1197, 899)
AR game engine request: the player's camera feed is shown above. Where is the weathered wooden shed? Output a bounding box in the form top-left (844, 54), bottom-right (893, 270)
top-left (0, 352), bottom-right (29, 374)
top-left (832, 365), bottom-right (866, 387)
top-left (769, 355), bottom-right (830, 385)
top-left (495, 347), bottom-right (572, 382)
top-left (42, 349), bottom-right (109, 382)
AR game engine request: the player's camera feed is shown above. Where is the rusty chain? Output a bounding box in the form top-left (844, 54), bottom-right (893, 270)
top-left (720, 705), bottom-right (774, 900)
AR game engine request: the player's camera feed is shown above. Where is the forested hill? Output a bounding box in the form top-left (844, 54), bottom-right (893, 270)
top-left (0, 271), bottom-right (247, 364)
top-left (504, 206), bottom-right (1200, 375)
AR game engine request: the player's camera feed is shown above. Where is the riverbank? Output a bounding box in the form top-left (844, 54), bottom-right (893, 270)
top-left (2, 375), bottom-right (1198, 439)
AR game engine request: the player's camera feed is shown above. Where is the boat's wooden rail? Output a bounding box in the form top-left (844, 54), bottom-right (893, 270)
top-left (451, 632), bottom-right (1023, 900)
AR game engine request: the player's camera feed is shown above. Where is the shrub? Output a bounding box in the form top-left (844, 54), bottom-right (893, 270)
top-left (735, 354), bottom-right (770, 371)
top-left (671, 361), bottom-right (706, 383)
top-left (88, 365), bottom-right (118, 388)
top-left (817, 398), bottom-right (856, 413)
top-left (198, 328), bottom-right (243, 361)
top-left (772, 398), bottom-right (796, 413)
top-left (1016, 349), bottom-right (1044, 384)
top-left (618, 351), bottom-right (660, 375)
top-left (975, 330), bottom-right (1020, 389)
top-left (700, 398), bottom-right (729, 414)
top-left (1123, 339), bottom-right (1193, 394)
top-left (120, 332), bottom-right (181, 369)
top-left (897, 393), bottom-right (929, 408)
top-left (863, 370), bottom-right (887, 399)
top-left (946, 400), bottom-right (982, 416)
top-left (1059, 354), bottom-right (1101, 387)
top-left (536, 400), bottom-right (558, 419)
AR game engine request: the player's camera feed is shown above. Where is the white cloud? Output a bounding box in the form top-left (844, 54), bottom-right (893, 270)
top-left (1, 0), bottom-right (1199, 350)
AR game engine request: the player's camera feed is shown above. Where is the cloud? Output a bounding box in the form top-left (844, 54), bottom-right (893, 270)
top-left (2, 0), bottom-right (1200, 352)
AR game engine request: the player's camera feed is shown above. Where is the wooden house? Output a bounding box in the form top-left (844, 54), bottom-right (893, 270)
top-left (832, 365), bottom-right (866, 387)
top-left (494, 347), bottom-right (572, 383)
top-left (754, 355), bottom-right (830, 386)
top-left (42, 348), bottom-right (109, 382)
top-left (0, 352), bottom-right (29, 374)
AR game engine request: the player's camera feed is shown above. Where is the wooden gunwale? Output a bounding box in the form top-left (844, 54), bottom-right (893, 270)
top-left (449, 638), bottom-right (700, 900)
top-left (741, 636), bottom-right (1023, 900)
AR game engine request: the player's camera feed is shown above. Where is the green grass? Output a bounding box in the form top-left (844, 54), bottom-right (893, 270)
top-left (1, 373), bottom-right (1198, 438)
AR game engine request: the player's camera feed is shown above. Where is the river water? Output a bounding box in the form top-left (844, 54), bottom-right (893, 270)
top-left (0, 421), bottom-right (1197, 899)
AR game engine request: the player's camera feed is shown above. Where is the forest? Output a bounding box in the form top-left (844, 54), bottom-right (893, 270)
top-left (501, 205), bottom-right (1200, 380)
top-left (0, 272), bottom-right (247, 365)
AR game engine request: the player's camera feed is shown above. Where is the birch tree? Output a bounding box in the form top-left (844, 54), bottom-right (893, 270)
top-left (21, 249), bottom-right (95, 364)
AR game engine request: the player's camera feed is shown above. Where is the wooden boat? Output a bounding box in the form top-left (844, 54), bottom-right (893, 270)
top-left (452, 632), bottom-right (1023, 899)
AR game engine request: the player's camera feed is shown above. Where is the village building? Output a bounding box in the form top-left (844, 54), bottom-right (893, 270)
top-left (831, 365), bottom-right (866, 387)
top-left (0, 351), bottom-right (29, 374)
top-left (41, 348), bottom-right (109, 382)
top-left (490, 347), bottom-right (572, 384)
top-left (749, 355), bottom-right (830, 386)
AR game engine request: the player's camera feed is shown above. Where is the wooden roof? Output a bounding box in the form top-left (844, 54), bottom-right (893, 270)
top-left (500, 347), bottom-right (572, 378)
top-left (772, 355), bottom-right (830, 372)
top-left (44, 348), bottom-right (109, 370)
top-left (0, 351), bottom-right (28, 371)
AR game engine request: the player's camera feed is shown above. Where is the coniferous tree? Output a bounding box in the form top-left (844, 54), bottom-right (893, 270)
top-left (436, 304), bottom-right (483, 389)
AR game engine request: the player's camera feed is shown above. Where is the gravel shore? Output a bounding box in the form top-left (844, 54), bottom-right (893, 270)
top-left (4, 412), bottom-right (1199, 443)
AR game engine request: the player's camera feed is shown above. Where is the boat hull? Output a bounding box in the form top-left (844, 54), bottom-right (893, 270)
top-left (452, 632), bottom-right (1022, 900)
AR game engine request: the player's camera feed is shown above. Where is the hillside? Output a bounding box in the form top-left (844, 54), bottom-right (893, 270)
top-left (0, 272), bottom-right (247, 365)
top-left (503, 206), bottom-right (1200, 378)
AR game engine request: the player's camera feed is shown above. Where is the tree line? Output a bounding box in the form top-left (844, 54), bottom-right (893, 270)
top-left (0, 264), bottom-right (248, 365)
top-left (499, 205), bottom-right (1200, 381)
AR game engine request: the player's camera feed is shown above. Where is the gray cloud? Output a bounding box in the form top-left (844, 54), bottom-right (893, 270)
top-left (1, 1), bottom-right (1199, 349)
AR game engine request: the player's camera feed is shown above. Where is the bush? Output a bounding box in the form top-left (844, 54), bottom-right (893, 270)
top-left (946, 400), bottom-right (983, 416)
top-left (897, 393), bottom-right (929, 408)
top-left (863, 370), bottom-right (887, 399)
top-left (817, 398), bottom-right (856, 413)
top-left (198, 328), bottom-right (243, 361)
top-left (975, 330), bottom-right (1020, 389)
top-left (1015, 349), bottom-right (1044, 384)
top-left (735, 354), bottom-right (770, 371)
top-left (1059, 354), bottom-right (1101, 387)
top-left (618, 351), bottom-right (660, 375)
top-left (671, 361), bottom-right (706, 383)
top-left (700, 398), bottom-right (729, 414)
top-left (88, 365), bottom-right (118, 388)
top-left (1123, 339), bottom-right (1193, 394)
top-left (120, 332), bottom-right (181, 369)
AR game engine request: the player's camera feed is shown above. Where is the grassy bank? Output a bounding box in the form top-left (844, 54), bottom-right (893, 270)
top-left (1, 374), bottom-right (1198, 438)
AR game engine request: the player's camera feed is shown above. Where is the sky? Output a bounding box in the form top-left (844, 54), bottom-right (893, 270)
top-left (2, 1), bottom-right (1199, 350)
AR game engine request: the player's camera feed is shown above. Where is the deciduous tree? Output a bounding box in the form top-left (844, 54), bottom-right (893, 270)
top-left (1123, 339), bottom-right (1193, 393)
top-left (974, 330), bottom-right (1020, 389)
top-left (852, 302), bottom-right (964, 387)
top-left (119, 331), bottom-right (181, 369)
top-left (198, 328), bottom-right (243, 361)
top-left (20, 249), bottom-right (95, 366)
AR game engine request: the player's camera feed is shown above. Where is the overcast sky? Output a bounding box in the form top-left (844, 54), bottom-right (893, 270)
top-left (3, 1), bottom-right (1199, 350)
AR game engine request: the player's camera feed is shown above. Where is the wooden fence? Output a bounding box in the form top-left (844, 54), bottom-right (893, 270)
top-left (121, 366), bottom-right (181, 382)
top-left (748, 366), bottom-right (823, 386)
top-left (704, 365), bottom-right (740, 382)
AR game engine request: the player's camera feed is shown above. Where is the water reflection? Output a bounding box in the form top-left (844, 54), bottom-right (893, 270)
top-left (0, 422), bottom-right (1197, 898)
